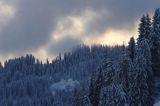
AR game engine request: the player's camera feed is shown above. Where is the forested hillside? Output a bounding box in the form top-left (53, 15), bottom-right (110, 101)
top-left (0, 45), bottom-right (123, 106)
top-left (0, 9), bottom-right (160, 106)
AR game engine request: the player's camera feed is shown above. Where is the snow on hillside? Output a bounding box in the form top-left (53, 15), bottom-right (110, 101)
top-left (50, 79), bottom-right (79, 95)
top-left (154, 101), bottom-right (160, 106)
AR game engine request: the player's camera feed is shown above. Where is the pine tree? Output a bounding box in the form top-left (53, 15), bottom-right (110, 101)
top-left (89, 58), bottom-right (116, 106)
top-left (137, 14), bottom-right (151, 42)
top-left (138, 15), bottom-right (147, 41)
top-left (99, 58), bottom-right (129, 106)
top-left (88, 75), bottom-right (96, 106)
top-left (0, 62), bottom-right (3, 71)
top-left (116, 46), bottom-right (132, 104)
top-left (89, 67), bottom-right (103, 106)
top-left (129, 39), bottom-right (154, 106)
top-left (101, 58), bottom-right (115, 87)
top-left (128, 37), bottom-right (135, 62)
top-left (73, 89), bottom-right (83, 106)
top-left (146, 14), bottom-right (152, 40)
top-left (150, 8), bottom-right (160, 76)
top-left (119, 45), bottom-right (129, 88)
top-left (99, 59), bottom-right (115, 106)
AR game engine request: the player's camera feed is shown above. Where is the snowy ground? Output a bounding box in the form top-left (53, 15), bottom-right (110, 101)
top-left (50, 79), bottom-right (79, 96)
top-left (154, 101), bottom-right (160, 106)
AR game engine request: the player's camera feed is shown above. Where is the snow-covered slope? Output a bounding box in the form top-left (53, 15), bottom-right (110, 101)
top-left (50, 79), bottom-right (79, 95)
top-left (154, 101), bottom-right (160, 106)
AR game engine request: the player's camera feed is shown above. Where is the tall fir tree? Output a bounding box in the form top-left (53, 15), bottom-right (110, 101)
top-left (116, 45), bottom-right (132, 104)
top-left (146, 14), bottom-right (152, 40)
top-left (150, 8), bottom-right (160, 76)
top-left (89, 67), bottom-right (103, 106)
top-left (101, 58), bottom-right (115, 87)
top-left (99, 58), bottom-right (128, 106)
top-left (99, 58), bottom-right (115, 106)
top-left (128, 37), bottom-right (135, 62)
top-left (73, 89), bottom-right (83, 106)
top-left (0, 62), bottom-right (3, 71)
top-left (129, 39), bottom-right (154, 106)
top-left (138, 14), bottom-right (151, 42)
top-left (138, 15), bottom-right (147, 41)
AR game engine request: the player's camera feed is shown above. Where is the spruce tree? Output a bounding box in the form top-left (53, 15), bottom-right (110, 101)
top-left (89, 58), bottom-right (115, 106)
top-left (0, 62), bottom-right (3, 71)
top-left (137, 14), bottom-right (151, 42)
top-left (118, 45), bottom-right (129, 88)
top-left (89, 67), bottom-right (103, 106)
top-left (138, 15), bottom-right (147, 41)
top-left (146, 14), bottom-right (152, 40)
top-left (129, 39), bottom-right (154, 106)
top-left (150, 8), bottom-right (160, 76)
top-left (101, 58), bottom-right (115, 87)
top-left (117, 46), bottom-right (131, 103)
top-left (99, 59), bottom-right (115, 106)
top-left (128, 37), bottom-right (135, 62)
top-left (99, 58), bottom-right (128, 106)
top-left (73, 89), bottom-right (83, 106)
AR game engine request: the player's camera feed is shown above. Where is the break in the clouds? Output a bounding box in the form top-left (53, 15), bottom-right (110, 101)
top-left (0, 0), bottom-right (159, 61)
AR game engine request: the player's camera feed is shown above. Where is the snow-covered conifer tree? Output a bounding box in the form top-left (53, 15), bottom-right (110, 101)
top-left (99, 59), bottom-right (117, 106)
top-left (128, 37), bottom-right (135, 62)
top-left (138, 14), bottom-right (151, 42)
top-left (116, 45), bottom-right (132, 104)
top-left (89, 67), bottom-right (103, 106)
top-left (129, 39), bottom-right (154, 106)
top-left (145, 14), bottom-right (152, 40)
top-left (150, 8), bottom-right (160, 76)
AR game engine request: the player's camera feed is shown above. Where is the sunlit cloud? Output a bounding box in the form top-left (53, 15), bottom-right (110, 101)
top-left (32, 48), bottom-right (54, 63)
top-left (0, 1), bottom-right (15, 30)
top-left (84, 21), bottom-right (138, 46)
top-left (0, 54), bottom-right (15, 65)
top-left (51, 10), bottom-right (99, 42)
top-left (100, 30), bottom-right (136, 45)
top-left (0, 48), bottom-right (54, 63)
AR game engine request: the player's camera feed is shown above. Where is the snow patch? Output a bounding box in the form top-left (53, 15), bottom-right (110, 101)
top-left (154, 101), bottom-right (160, 106)
top-left (50, 79), bottom-right (79, 95)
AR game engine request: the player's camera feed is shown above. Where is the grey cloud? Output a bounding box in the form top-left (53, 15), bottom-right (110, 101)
top-left (85, 0), bottom-right (160, 35)
top-left (0, 0), bottom-right (55, 53)
top-left (0, 0), bottom-right (90, 54)
top-left (0, 0), bottom-right (159, 55)
top-left (47, 37), bottom-right (82, 55)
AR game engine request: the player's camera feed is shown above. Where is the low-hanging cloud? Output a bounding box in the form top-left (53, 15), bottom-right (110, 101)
top-left (0, 0), bottom-right (159, 60)
top-left (48, 37), bottom-right (82, 55)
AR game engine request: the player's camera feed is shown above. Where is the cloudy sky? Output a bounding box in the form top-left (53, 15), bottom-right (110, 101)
top-left (0, 0), bottom-right (159, 62)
